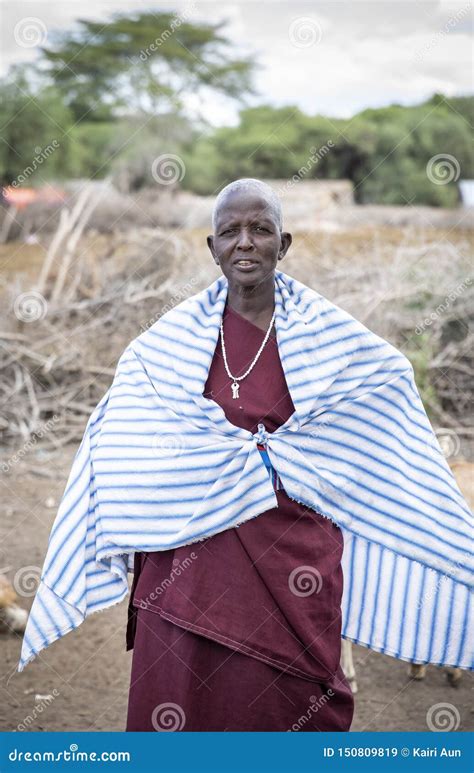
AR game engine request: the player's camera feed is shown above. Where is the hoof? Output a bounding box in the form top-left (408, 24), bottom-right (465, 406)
top-left (408, 663), bottom-right (426, 680)
top-left (445, 668), bottom-right (462, 688)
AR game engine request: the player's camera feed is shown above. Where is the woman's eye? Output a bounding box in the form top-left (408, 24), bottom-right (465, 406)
top-left (220, 226), bottom-right (268, 235)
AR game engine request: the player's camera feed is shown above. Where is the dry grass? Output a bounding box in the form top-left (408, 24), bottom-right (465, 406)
top-left (0, 206), bottom-right (472, 454)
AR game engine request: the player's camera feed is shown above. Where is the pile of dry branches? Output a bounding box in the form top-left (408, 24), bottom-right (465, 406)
top-left (1, 186), bottom-right (472, 460)
top-left (291, 232), bottom-right (473, 430)
top-left (0, 184), bottom-right (212, 456)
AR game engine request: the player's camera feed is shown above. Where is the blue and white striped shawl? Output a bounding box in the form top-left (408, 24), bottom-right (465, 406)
top-left (18, 269), bottom-right (473, 672)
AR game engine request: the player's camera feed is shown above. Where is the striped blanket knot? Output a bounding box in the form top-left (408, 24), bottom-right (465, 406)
top-left (255, 422), bottom-right (269, 445)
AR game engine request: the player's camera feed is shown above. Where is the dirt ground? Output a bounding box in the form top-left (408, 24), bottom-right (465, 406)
top-left (1, 444), bottom-right (472, 733)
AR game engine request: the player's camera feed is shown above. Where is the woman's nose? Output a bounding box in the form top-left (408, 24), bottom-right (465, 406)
top-left (236, 229), bottom-right (253, 249)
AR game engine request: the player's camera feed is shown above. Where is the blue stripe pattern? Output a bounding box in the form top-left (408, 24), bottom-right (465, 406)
top-left (18, 269), bottom-right (473, 673)
top-left (258, 446), bottom-right (283, 490)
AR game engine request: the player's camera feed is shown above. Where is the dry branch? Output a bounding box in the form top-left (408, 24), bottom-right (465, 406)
top-left (1, 201), bottom-right (472, 454)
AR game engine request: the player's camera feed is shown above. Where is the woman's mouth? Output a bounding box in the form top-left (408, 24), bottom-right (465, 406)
top-left (234, 259), bottom-right (259, 272)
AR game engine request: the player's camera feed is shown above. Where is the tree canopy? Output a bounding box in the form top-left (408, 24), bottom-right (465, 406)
top-left (37, 12), bottom-right (257, 121)
top-left (180, 96), bottom-right (473, 206)
top-left (0, 9), bottom-right (471, 207)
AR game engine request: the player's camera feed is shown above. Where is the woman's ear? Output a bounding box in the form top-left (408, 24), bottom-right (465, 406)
top-left (207, 235), bottom-right (220, 265)
top-left (278, 232), bottom-right (292, 260)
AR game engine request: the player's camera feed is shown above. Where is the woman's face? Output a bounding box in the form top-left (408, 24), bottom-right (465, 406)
top-left (207, 191), bottom-right (292, 289)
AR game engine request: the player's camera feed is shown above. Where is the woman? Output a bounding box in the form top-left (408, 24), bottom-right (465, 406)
top-left (125, 178), bottom-right (354, 730)
top-left (17, 179), bottom-right (473, 732)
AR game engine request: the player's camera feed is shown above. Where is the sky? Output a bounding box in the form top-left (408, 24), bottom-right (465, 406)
top-left (1, 0), bottom-right (472, 124)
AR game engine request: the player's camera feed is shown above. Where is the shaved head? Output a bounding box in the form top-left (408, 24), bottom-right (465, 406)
top-left (212, 178), bottom-right (283, 232)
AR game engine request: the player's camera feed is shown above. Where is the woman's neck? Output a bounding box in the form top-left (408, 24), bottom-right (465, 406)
top-left (226, 282), bottom-right (275, 332)
top-left (227, 293), bottom-right (274, 332)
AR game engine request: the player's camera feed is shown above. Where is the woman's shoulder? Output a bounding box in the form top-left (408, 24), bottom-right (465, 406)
top-left (129, 274), bottom-right (226, 352)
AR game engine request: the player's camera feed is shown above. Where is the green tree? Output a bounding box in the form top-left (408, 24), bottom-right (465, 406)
top-left (39, 12), bottom-right (257, 122)
top-left (183, 96), bottom-right (473, 205)
top-left (0, 69), bottom-right (75, 187)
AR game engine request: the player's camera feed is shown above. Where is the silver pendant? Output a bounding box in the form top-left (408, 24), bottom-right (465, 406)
top-left (231, 381), bottom-right (239, 399)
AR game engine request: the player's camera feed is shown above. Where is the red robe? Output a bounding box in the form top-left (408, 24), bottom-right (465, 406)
top-left (125, 302), bottom-right (354, 731)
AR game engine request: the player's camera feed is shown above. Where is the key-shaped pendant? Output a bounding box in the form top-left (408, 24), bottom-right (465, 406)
top-left (231, 381), bottom-right (240, 399)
